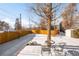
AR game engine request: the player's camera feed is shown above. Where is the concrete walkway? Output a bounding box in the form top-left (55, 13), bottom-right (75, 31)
top-left (0, 34), bottom-right (35, 56)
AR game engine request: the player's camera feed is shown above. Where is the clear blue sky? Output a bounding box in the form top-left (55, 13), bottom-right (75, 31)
top-left (0, 3), bottom-right (37, 28)
top-left (0, 3), bottom-right (79, 28)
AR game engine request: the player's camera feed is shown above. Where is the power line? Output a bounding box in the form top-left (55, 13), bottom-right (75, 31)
top-left (0, 7), bottom-right (27, 19)
top-left (0, 8), bottom-right (16, 19)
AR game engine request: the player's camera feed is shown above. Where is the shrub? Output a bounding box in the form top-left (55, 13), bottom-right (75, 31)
top-left (72, 29), bottom-right (79, 38)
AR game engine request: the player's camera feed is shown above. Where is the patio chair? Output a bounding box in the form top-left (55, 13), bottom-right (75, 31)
top-left (53, 42), bottom-right (66, 56)
top-left (41, 40), bottom-right (55, 56)
top-left (63, 45), bottom-right (79, 56)
top-left (41, 45), bottom-right (52, 56)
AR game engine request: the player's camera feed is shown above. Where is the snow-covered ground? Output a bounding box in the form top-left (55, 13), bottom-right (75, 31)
top-left (0, 34), bottom-right (79, 56)
top-left (18, 34), bottom-right (79, 56)
top-left (31, 34), bottom-right (79, 46)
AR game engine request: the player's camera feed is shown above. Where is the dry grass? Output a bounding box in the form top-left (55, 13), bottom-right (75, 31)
top-left (72, 29), bottom-right (79, 38)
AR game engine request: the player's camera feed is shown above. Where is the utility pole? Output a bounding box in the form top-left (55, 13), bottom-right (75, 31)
top-left (19, 13), bottom-right (22, 29)
top-left (29, 17), bottom-right (31, 29)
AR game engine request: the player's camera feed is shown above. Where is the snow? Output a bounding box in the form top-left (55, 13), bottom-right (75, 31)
top-left (0, 31), bottom-right (4, 33)
top-left (18, 34), bottom-right (79, 56)
top-left (0, 34), bottom-right (79, 56)
top-left (18, 46), bottom-right (41, 56)
top-left (30, 34), bottom-right (79, 46)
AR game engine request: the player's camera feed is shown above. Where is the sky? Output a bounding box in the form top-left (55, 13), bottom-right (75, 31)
top-left (0, 3), bottom-right (37, 28)
top-left (0, 3), bottom-right (79, 29)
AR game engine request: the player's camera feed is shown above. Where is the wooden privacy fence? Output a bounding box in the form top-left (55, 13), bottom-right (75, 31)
top-left (0, 30), bottom-right (32, 44)
top-left (0, 29), bottom-right (59, 44)
top-left (32, 29), bottom-right (59, 36)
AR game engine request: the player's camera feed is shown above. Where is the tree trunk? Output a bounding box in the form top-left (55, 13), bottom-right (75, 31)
top-left (47, 18), bottom-right (51, 47)
top-left (47, 3), bottom-right (52, 47)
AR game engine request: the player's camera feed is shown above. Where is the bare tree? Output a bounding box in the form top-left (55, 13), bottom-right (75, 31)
top-left (62, 3), bottom-right (76, 29)
top-left (32, 3), bottom-right (61, 47)
top-left (0, 21), bottom-right (10, 31)
top-left (40, 18), bottom-right (48, 30)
